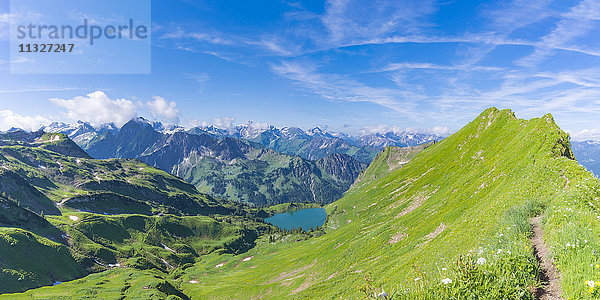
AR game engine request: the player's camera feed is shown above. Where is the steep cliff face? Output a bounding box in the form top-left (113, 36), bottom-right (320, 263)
top-left (174, 150), bottom-right (366, 206)
top-left (139, 132), bottom-right (217, 172)
top-left (315, 153), bottom-right (365, 183)
top-left (113, 118), bottom-right (163, 158)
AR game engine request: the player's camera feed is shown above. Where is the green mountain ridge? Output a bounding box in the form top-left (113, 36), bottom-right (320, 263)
top-left (0, 130), bottom-right (90, 159)
top-left (352, 141), bottom-right (436, 188)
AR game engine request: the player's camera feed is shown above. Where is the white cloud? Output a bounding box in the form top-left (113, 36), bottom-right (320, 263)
top-left (426, 126), bottom-right (453, 136)
top-left (321, 0), bottom-right (436, 45)
top-left (146, 96), bottom-right (181, 123)
top-left (0, 13), bottom-right (10, 40)
top-left (359, 124), bottom-right (452, 136)
top-left (50, 91), bottom-right (138, 127)
top-left (188, 32), bottom-right (234, 45)
top-left (359, 124), bottom-right (401, 135)
top-left (515, 0), bottom-right (600, 67)
top-left (160, 27), bottom-right (234, 45)
top-left (0, 10), bottom-right (43, 40)
top-left (487, 0), bottom-right (555, 32)
top-left (188, 117), bottom-right (237, 130)
top-left (48, 91), bottom-right (183, 126)
top-left (271, 61), bottom-right (420, 115)
top-left (212, 117), bottom-right (235, 129)
top-left (379, 62), bottom-right (503, 73)
top-left (0, 110), bottom-right (50, 132)
top-left (187, 73), bottom-right (210, 85)
top-left (0, 86), bottom-right (78, 93)
top-left (243, 120), bottom-right (271, 131)
top-left (260, 39), bottom-right (293, 56)
top-left (185, 73), bottom-right (211, 91)
top-left (569, 129), bottom-right (600, 141)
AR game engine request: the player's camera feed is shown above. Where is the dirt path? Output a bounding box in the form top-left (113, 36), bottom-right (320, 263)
top-left (530, 216), bottom-right (563, 299)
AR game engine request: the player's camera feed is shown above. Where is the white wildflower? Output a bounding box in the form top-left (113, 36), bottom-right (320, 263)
top-left (377, 291), bottom-right (388, 298)
top-left (442, 278), bottom-right (452, 285)
top-left (477, 257), bottom-right (486, 265)
top-left (588, 280), bottom-right (595, 288)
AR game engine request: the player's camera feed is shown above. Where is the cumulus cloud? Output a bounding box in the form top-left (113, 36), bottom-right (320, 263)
top-left (432, 126), bottom-right (452, 136)
top-left (569, 129), bottom-right (600, 141)
top-left (48, 91), bottom-right (184, 126)
top-left (146, 96), bottom-right (181, 123)
top-left (409, 126), bottom-right (453, 136)
top-left (360, 124), bottom-right (452, 136)
top-left (0, 110), bottom-right (50, 132)
top-left (212, 117), bottom-right (235, 129)
top-left (359, 124), bottom-right (402, 135)
top-left (187, 117), bottom-right (237, 130)
top-left (50, 91), bottom-right (138, 127)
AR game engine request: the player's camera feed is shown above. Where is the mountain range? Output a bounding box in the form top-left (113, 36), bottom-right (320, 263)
top-left (43, 120), bottom-right (443, 163)
top-left (571, 140), bottom-right (600, 177)
top-left (7, 108), bottom-right (600, 299)
top-left (42, 118), bottom-right (367, 206)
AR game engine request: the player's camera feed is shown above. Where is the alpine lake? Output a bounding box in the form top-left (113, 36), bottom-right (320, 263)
top-left (264, 208), bottom-right (327, 231)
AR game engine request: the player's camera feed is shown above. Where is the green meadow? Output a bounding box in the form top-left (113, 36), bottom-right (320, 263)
top-left (4, 108), bottom-right (600, 299)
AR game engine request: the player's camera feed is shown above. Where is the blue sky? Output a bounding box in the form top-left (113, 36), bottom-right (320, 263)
top-left (1, 0), bottom-right (600, 139)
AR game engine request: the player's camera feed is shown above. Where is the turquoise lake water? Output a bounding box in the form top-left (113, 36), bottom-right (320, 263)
top-left (264, 208), bottom-right (327, 231)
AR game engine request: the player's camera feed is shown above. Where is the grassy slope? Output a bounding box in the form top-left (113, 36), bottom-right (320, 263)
top-left (169, 108), bottom-right (575, 299)
top-left (3, 269), bottom-right (189, 299)
top-left (541, 158), bottom-right (600, 299)
top-left (47, 212), bottom-right (264, 270)
top-left (0, 138), bottom-right (230, 215)
top-left (0, 134), bottom-right (267, 295)
top-left (16, 107), bottom-right (588, 299)
top-left (352, 141), bottom-right (435, 189)
top-left (0, 210), bottom-right (267, 295)
top-left (0, 228), bottom-right (86, 294)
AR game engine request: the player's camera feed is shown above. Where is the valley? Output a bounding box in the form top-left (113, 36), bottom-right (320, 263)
top-left (0, 130), bottom-right (267, 295)
top-left (2, 107), bottom-right (600, 299)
